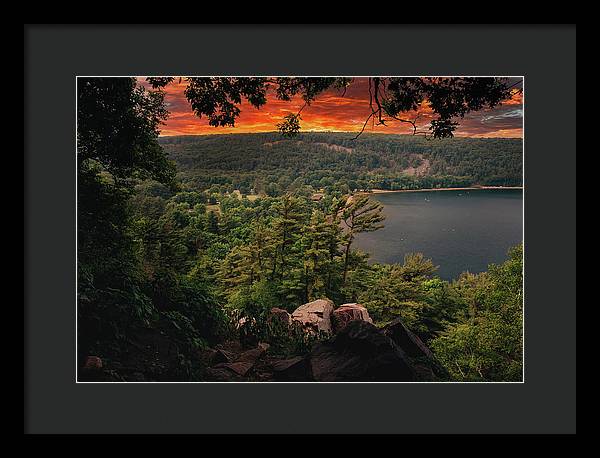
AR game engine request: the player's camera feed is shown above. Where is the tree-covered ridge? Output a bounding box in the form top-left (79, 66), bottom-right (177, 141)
top-left (160, 132), bottom-right (522, 195)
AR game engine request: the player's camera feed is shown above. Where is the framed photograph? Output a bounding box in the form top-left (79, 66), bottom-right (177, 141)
top-left (25, 24), bottom-right (576, 434)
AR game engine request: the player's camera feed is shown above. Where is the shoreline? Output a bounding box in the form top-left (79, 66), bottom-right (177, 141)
top-left (367, 186), bottom-right (523, 194)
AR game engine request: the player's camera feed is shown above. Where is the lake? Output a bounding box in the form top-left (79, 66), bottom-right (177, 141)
top-left (355, 189), bottom-right (523, 280)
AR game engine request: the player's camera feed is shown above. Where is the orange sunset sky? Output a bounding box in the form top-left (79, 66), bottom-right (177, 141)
top-left (138, 77), bottom-right (524, 138)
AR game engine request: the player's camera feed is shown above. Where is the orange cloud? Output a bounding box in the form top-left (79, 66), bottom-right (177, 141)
top-left (138, 77), bottom-right (523, 138)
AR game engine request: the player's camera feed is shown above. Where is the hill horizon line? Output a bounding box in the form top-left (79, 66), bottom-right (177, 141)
top-left (158, 131), bottom-right (523, 141)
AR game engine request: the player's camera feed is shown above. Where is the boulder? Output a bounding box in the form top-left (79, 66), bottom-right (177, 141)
top-left (271, 355), bottom-right (311, 381)
top-left (291, 299), bottom-right (334, 333)
top-left (268, 307), bottom-right (292, 327)
top-left (211, 342), bottom-right (270, 377)
top-left (309, 320), bottom-right (415, 382)
top-left (216, 349), bottom-right (236, 364)
top-left (332, 303), bottom-right (373, 332)
top-left (196, 348), bottom-right (218, 365)
top-left (197, 348), bottom-right (235, 366)
top-left (83, 355), bottom-right (103, 370)
top-left (382, 318), bottom-right (433, 359)
top-left (205, 366), bottom-right (244, 382)
top-left (382, 318), bottom-right (450, 381)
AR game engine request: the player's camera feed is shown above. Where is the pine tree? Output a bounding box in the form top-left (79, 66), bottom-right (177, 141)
top-left (301, 210), bottom-right (336, 301)
top-left (207, 210), bottom-right (219, 234)
top-left (269, 194), bottom-right (305, 281)
top-left (340, 194), bottom-right (385, 284)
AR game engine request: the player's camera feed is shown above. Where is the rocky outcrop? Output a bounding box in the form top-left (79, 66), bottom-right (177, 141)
top-left (382, 318), bottom-right (433, 359)
top-left (271, 355), bottom-right (311, 381)
top-left (331, 303), bottom-right (373, 332)
top-left (197, 347), bottom-right (235, 366)
top-left (291, 299), bottom-right (334, 334)
top-left (309, 320), bottom-right (416, 382)
top-left (201, 308), bottom-right (443, 382)
top-left (206, 343), bottom-right (270, 380)
top-left (204, 365), bottom-right (244, 382)
top-left (382, 318), bottom-right (449, 381)
top-left (285, 300), bottom-right (372, 334)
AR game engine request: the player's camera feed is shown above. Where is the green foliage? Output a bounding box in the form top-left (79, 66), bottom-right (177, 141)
top-left (77, 78), bottom-right (226, 377)
top-left (359, 256), bottom-right (432, 336)
top-left (162, 310), bottom-right (209, 352)
top-left (228, 280), bottom-right (280, 321)
top-left (430, 245), bottom-right (523, 381)
top-left (77, 78), bottom-right (179, 360)
top-left (209, 191), bottom-right (381, 309)
top-left (356, 253), bottom-right (470, 343)
top-left (226, 280), bottom-right (324, 356)
top-left (161, 132), bottom-right (522, 196)
top-left (171, 190), bottom-right (207, 206)
top-left (340, 194), bottom-right (385, 284)
top-left (126, 184), bottom-right (523, 382)
top-left (226, 280), bottom-right (279, 346)
top-left (78, 77), bottom-right (176, 186)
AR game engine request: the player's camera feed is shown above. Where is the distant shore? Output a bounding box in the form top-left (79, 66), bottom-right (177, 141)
top-left (368, 186), bottom-right (523, 194)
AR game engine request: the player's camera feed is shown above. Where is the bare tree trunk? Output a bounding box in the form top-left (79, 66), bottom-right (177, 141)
top-left (342, 238), bottom-right (352, 285)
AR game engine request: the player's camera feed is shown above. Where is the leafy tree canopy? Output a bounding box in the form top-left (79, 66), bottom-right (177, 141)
top-left (78, 77), bottom-right (176, 188)
top-left (146, 76), bottom-right (518, 139)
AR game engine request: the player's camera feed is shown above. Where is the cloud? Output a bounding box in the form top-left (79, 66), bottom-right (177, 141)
top-left (481, 109), bottom-right (524, 123)
top-left (137, 77), bottom-right (523, 138)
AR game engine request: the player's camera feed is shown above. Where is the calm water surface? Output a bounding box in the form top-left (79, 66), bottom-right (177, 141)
top-left (355, 189), bottom-right (523, 280)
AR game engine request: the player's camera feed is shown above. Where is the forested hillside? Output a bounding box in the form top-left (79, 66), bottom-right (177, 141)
top-left (160, 132), bottom-right (523, 195)
top-left (83, 183), bottom-right (524, 382)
